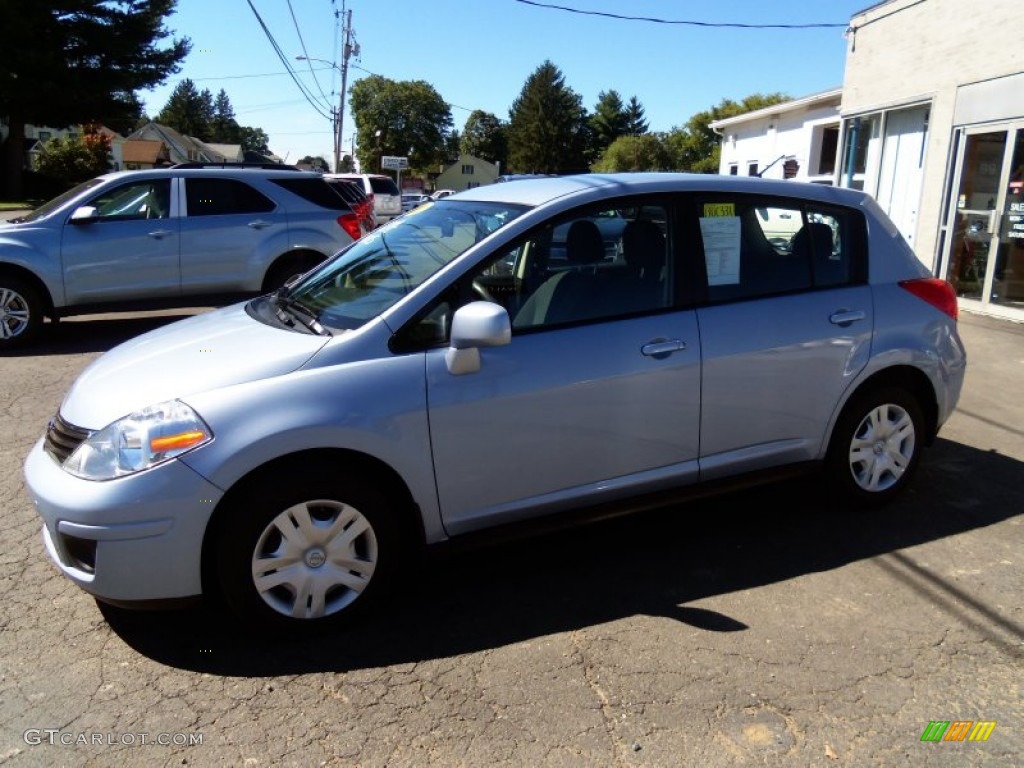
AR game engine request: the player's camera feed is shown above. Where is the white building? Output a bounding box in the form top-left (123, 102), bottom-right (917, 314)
top-left (711, 88), bottom-right (842, 185)
top-left (711, 0), bottom-right (1023, 322)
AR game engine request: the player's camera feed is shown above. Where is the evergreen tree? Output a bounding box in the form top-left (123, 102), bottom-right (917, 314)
top-left (624, 97), bottom-right (648, 137)
top-left (590, 90), bottom-right (628, 155)
top-left (0, 0), bottom-right (189, 196)
top-left (156, 79), bottom-right (214, 141)
top-left (211, 89), bottom-right (242, 144)
top-left (507, 61), bottom-right (589, 174)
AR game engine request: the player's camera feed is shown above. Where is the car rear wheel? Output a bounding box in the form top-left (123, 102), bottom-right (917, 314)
top-left (0, 275), bottom-right (43, 347)
top-left (827, 387), bottom-right (924, 506)
top-left (263, 253), bottom-right (325, 293)
top-left (216, 467), bottom-right (400, 631)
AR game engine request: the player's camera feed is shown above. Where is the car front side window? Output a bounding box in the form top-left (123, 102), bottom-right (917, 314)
top-left (83, 179), bottom-right (171, 222)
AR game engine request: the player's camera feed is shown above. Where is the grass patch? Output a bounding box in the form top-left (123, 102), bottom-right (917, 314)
top-left (0, 201), bottom-right (35, 211)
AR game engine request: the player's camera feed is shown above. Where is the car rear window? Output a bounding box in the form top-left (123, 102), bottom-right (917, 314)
top-left (271, 178), bottom-right (351, 211)
top-left (369, 176), bottom-right (400, 196)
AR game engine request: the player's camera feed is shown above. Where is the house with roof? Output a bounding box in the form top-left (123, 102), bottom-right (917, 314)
top-left (128, 122), bottom-right (231, 164)
top-left (434, 154), bottom-right (499, 192)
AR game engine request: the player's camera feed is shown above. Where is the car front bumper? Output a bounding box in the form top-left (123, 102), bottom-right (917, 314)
top-left (24, 438), bottom-right (224, 603)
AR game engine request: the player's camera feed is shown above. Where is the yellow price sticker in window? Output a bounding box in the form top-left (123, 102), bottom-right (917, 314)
top-left (703, 203), bottom-right (735, 217)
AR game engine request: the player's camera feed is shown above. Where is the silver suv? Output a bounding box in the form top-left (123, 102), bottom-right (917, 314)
top-left (0, 165), bottom-right (360, 347)
top-left (326, 173), bottom-right (402, 224)
top-left (24, 173), bottom-right (966, 632)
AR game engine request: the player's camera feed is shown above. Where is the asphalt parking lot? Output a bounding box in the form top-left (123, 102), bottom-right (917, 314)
top-left (0, 307), bottom-right (1021, 767)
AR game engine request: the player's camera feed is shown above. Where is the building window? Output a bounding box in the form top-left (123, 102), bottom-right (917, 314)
top-left (748, 163), bottom-right (759, 177)
top-left (38, 131), bottom-right (52, 141)
top-left (729, 164), bottom-right (739, 176)
top-left (817, 126), bottom-right (839, 176)
top-left (462, 164), bottom-right (474, 175)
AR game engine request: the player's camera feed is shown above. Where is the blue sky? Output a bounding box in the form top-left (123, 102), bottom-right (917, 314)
top-left (139, 0), bottom-right (871, 164)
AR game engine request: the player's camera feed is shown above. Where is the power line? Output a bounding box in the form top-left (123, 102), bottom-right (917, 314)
top-left (509, 0), bottom-right (848, 29)
top-left (286, 0), bottom-right (334, 106)
top-left (243, 0), bottom-right (333, 121)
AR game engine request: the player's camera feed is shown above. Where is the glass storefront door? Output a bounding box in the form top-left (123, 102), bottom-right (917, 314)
top-left (945, 125), bottom-right (1024, 310)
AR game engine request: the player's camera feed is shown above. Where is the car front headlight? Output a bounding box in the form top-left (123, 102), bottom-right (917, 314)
top-left (63, 400), bottom-right (213, 481)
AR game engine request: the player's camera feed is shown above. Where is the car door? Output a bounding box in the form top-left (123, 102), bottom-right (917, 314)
top-left (60, 177), bottom-right (180, 304)
top-left (178, 177), bottom-right (277, 293)
top-left (692, 195), bottom-right (873, 479)
top-left (421, 199), bottom-right (703, 535)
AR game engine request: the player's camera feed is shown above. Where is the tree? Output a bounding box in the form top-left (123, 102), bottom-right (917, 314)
top-left (156, 79), bottom-right (214, 141)
top-left (238, 126), bottom-right (271, 154)
top-left (210, 89), bottom-right (242, 144)
top-left (591, 134), bottom-right (673, 173)
top-left (507, 61), bottom-right (589, 174)
top-left (298, 155), bottom-right (329, 172)
top-left (624, 97), bottom-right (649, 137)
top-left (460, 110), bottom-right (508, 168)
top-left (590, 90), bottom-right (628, 157)
top-left (350, 75), bottom-right (453, 176)
top-left (0, 0), bottom-right (189, 197)
top-left (667, 92), bottom-right (790, 173)
top-left (34, 127), bottom-right (112, 186)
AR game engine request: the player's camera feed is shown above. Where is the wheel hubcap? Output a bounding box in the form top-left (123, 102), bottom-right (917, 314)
top-left (0, 288), bottom-right (30, 339)
top-left (848, 403), bottom-right (916, 492)
top-left (251, 499), bottom-right (378, 620)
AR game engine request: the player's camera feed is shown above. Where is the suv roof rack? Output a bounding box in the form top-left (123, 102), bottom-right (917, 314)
top-left (170, 162), bottom-right (302, 171)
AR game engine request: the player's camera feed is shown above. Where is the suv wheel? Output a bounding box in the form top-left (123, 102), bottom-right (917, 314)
top-left (216, 466), bottom-right (400, 631)
top-left (0, 275), bottom-right (43, 347)
top-left (263, 253), bottom-right (325, 293)
top-left (827, 387), bottom-right (924, 506)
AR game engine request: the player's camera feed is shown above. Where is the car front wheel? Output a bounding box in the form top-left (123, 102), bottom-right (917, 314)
top-left (827, 387), bottom-right (925, 506)
top-left (216, 467), bottom-right (399, 631)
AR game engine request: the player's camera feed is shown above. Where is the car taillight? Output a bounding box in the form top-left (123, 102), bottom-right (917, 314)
top-left (899, 277), bottom-right (958, 320)
top-left (337, 212), bottom-right (362, 240)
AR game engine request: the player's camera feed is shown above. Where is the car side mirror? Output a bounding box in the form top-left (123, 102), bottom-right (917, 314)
top-left (69, 206), bottom-right (99, 224)
top-left (445, 301), bottom-right (511, 375)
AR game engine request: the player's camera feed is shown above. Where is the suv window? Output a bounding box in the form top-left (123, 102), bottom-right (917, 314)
top-left (86, 179), bottom-right (171, 221)
top-left (697, 196), bottom-right (864, 302)
top-left (185, 178), bottom-right (275, 216)
top-left (271, 177), bottom-right (350, 211)
top-left (368, 176), bottom-right (399, 196)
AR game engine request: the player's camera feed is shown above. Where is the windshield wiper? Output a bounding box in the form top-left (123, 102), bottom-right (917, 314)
top-left (273, 286), bottom-right (330, 336)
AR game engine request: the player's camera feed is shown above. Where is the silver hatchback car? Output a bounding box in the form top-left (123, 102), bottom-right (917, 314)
top-left (24, 174), bottom-right (966, 631)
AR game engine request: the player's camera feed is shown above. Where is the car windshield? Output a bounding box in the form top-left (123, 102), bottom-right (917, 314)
top-left (285, 199), bottom-right (528, 330)
top-left (19, 177), bottom-right (105, 222)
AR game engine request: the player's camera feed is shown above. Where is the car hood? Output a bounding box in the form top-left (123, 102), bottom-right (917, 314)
top-left (60, 302), bottom-right (330, 429)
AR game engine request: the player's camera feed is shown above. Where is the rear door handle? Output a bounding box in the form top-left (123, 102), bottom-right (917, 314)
top-left (641, 339), bottom-right (686, 359)
top-left (248, 220), bottom-right (273, 229)
top-left (148, 229), bottom-right (172, 239)
top-left (829, 310), bottom-right (866, 326)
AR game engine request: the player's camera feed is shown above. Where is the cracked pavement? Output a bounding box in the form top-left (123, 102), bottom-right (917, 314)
top-left (0, 309), bottom-right (1021, 767)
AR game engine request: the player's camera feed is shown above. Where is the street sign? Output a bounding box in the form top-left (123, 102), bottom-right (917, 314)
top-left (381, 155), bottom-right (408, 170)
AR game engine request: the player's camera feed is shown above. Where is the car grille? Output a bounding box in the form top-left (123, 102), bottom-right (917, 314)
top-left (43, 413), bottom-right (92, 464)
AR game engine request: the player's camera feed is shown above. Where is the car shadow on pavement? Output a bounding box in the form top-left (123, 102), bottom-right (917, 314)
top-left (100, 435), bottom-right (1024, 674)
top-left (3, 310), bottom-right (216, 357)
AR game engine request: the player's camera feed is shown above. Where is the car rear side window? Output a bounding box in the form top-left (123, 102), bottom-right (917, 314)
top-left (369, 176), bottom-right (399, 196)
top-left (272, 178), bottom-right (350, 210)
top-left (185, 178), bottom-right (275, 216)
top-left (697, 196), bottom-right (865, 303)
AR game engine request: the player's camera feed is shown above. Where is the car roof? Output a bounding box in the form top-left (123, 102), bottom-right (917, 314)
top-left (454, 173), bottom-right (871, 209)
top-left (94, 167), bottom-right (324, 182)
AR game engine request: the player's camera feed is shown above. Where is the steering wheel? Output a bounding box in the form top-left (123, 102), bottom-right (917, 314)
top-left (471, 279), bottom-right (494, 301)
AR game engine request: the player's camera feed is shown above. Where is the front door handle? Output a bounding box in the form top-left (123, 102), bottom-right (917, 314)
top-left (829, 309), bottom-right (866, 326)
top-left (248, 220), bottom-right (273, 229)
top-left (147, 229), bottom-right (172, 239)
top-left (641, 339), bottom-right (687, 359)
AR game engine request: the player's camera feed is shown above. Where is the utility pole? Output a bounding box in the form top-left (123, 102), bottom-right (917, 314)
top-left (336, 5), bottom-right (354, 173)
